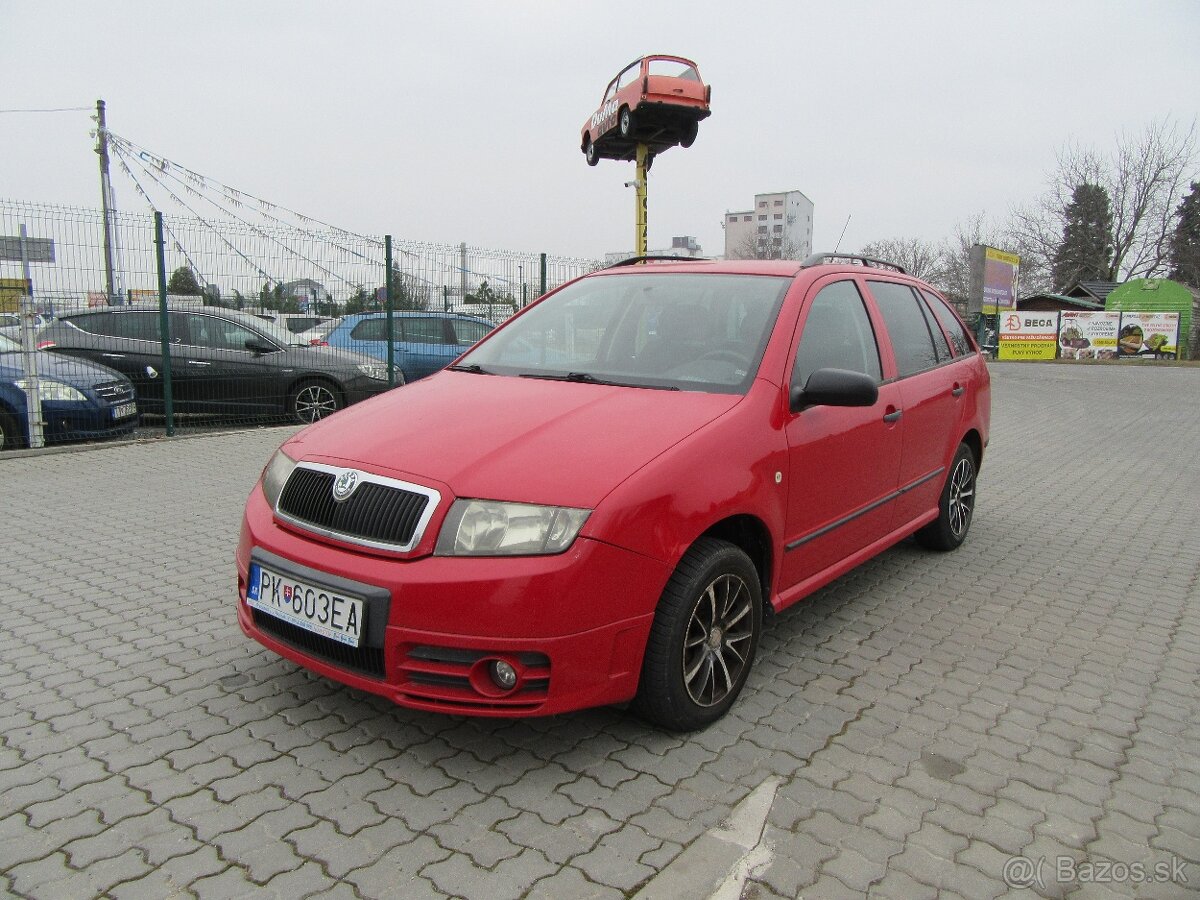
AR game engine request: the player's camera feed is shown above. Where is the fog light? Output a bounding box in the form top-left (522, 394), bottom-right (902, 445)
top-left (490, 660), bottom-right (518, 690)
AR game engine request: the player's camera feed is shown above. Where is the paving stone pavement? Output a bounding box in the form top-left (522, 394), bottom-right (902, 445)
top-left (1, 362), bottom-right (1197, 899)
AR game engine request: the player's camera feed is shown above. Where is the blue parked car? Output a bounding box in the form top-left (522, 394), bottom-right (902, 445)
top-left (0, 332), bottom-right (138, 450)
top-left (325, 311), bottom-right (494, 382)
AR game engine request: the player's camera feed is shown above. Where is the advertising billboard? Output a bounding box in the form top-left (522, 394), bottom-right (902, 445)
top-left (998, 311), bottom-right (1058, 360)
top-left (1116, 312), bottom-right (1180, 359)
top-left (970, 245), bottom-right (1021, 315)
top-left (1058, 311), bottom-right (1120, 360)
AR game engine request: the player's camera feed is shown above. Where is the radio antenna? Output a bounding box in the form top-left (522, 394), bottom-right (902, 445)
top-left (833, 213), bottom-right (851, 252)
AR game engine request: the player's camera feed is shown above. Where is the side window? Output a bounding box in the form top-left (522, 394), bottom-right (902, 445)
top-left (350, 319), bottom-right (387, 341)
top-left (918, 297), bottom-right (952, 361)
top-left (403, 317), bottom-right (449, 345)
top-left (81, 312), bottom-right (161, 341)
top-left (922, 290), bottom-right (973, 357)
top-left (450, 319), bottom-right (492, 346)
top-left (791, 281), bottom-right (882, 390)
top-left (868, 281), bottom-right (939, 377)
top-left (617, 63), bottom-right (641, 91)
top-left (184, 314), bottom-right (256, 351)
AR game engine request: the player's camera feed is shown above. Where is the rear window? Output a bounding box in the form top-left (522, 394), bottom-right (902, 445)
top-left (647, 60), bottom-right (701, 81)
top-left (867, 281), bottom-right (939, 377)
top-left (922, 290), bottom-right (973, 357)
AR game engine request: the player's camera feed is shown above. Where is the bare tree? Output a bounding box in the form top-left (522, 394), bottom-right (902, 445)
top-left (729, 231), bottom-right (802, 261)
top-left (858, 237), bottom-right (945, 282)
top-left (1010, 118), bottom-right (1197, 286)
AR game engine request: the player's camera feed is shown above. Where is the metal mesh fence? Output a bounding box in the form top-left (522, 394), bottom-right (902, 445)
top-left (0, 199), bottom-right (600, 451)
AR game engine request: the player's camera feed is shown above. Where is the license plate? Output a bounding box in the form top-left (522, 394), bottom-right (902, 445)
top-left (246, 563), bottom-right (364, 647)
top-left (111, 402), bottom-right (137, 420)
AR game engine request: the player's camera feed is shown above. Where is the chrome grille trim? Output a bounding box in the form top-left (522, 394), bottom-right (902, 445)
top-left (275, 462), bottom-right (441, 554)
top-left (94, 381), bottom-right (135, 403)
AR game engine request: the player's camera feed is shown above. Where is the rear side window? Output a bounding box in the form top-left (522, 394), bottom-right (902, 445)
top-left (922, 290), bottom-right (973, 357)
top-left (868, 281), bottom-right (939, 377)
top-left (403, 318), bottom-right (450, 344)
top-left (791, 281), bottom-right (882, 389)
top-left (71, 312), bottom-right (161, 341)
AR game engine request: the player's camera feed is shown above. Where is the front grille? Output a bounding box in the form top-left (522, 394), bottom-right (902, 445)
top-left (253, 609), bottom-right (385, 678)
top-left (94, 380), bottom-right (135, 404)
top-left (277, 465), bottom-right (433, 551)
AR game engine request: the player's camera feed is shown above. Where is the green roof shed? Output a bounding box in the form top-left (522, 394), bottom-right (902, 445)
top-left (1105, 279), bottom-right (1194, 358)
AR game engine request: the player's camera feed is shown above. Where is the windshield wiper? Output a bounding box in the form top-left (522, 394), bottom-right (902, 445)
top-left (519, 371), bottom-right (679, 390)
top-left (446, 363), bottom-right (492, 374)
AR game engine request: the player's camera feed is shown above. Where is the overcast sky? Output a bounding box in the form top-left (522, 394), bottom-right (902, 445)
top-left (2, 0), bottom-right (1197, 262)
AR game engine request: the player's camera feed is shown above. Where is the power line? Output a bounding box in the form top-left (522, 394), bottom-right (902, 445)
top-left (0, 106), bottom-right (93, 114)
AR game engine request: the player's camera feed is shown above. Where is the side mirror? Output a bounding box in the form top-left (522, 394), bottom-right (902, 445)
top-left (245, 337), bottom-right (275, 354)
top-left (790, 368), bottom-right (878, 413)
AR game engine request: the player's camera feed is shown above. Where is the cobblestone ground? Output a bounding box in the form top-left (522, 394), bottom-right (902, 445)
top-left (1, 362), bottom-right (1197, 899)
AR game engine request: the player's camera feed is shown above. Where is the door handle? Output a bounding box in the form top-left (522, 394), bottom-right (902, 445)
top-left (883, 409), bottom-right (903, 423)
top-left (951, 385), bottom-right (964, 397)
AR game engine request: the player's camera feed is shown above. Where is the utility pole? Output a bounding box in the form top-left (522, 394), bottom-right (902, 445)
top-left (95, 99), bottom-right (118, 303)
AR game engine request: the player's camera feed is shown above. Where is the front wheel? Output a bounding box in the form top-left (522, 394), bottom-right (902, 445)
top-left (634, 537), bottom-right (762, 731)
top-left (680, 120), bottom-right (699, 148)
top-left (289, 379), bottom-right (341, 424)
top-left (585, 137), bottom-right (599, 166)
top-left (914, 442), bottom-right (976, 551)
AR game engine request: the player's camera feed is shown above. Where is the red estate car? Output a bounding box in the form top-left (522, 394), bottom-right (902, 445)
top-left (237, 255), bottom-right (990, 730)
top-left (581, 55), bottom-right (711, 166)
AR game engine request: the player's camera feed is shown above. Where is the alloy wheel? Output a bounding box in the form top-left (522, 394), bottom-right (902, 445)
top-left (948, 456), bottom-right (975, 538)
top-left (682, 573), bottom-right (754, 707)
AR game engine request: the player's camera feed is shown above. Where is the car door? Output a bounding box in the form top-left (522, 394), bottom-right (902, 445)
top-left (61, 311), bottom-right (168, 409)
top-left (863, 279), bottom-right (960, 532)
top-left (400, 316), bottom-right (458, 380)
top-left (170, 312), bottom-right (280, 416)
top-left (780, 278), bottom-right (903, 591)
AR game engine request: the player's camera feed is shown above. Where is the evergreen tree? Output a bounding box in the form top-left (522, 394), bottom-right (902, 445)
top-left (1169, 182), bottom-right (1200, 288)
top-left (1050, 183), bottom-right (1113, 291)
top-left (167, 266), bottom-right (203, 296)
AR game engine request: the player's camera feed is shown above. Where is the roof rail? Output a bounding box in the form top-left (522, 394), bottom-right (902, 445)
top-left (801, 252), bottom-right (906, 274)
top-left (606, 255), bottom-right (710, 269)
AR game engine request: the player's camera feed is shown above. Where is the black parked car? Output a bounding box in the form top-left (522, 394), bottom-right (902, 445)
top-left (38, 307), bottom-right (398, 424)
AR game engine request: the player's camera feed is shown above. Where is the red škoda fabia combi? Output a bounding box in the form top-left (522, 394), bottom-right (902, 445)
top-left (237, 256), bottom-right (990, 731)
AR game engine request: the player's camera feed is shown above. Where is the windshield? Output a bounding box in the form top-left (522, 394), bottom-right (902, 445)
top-left (458, 273), bottom-right (789, 394)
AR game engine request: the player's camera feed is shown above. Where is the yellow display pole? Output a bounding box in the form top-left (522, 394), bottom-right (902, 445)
top-left (634, 144), bottom-right (649, 258)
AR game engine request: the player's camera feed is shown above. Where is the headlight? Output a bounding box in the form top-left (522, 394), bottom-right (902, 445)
top-left (435, 499), bottom-right (590, 556)
top-left (261, 448), bottom-right (299, 509)
top-left (15, 378), bottom-right (87, 402)
top-left (357, 364), bottom-right (389, 381)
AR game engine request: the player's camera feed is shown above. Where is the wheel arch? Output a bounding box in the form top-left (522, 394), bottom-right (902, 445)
top-left (697, 514), bottom-right (775, 621)
top-left (961, 428), bottom-right (984, 472)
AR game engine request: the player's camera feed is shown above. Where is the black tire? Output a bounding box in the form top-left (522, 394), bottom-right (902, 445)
top-left (619, 106), bottom-right (634, 138)
top-left (0, 407), bottom-right (23, 450)
top-left (585, 137), bottom-right (600, 167)
top-left (680, 120), bottom-right (699, 148)
top-left (915, 442), bottom-right (976, 551)
top-left (289, 379), bottom-right (341, 424)
top-left (634, 537), bottom-right (762, 731)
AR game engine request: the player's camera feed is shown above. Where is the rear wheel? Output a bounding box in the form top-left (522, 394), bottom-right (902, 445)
top-left (634, 537), bottom-right (762, 731)
top-left (680, 120), bottom-right (699, 148)
top-left (289, 379), bottom-right (341, 424)
top-left (619, 106), bottom-right (634, 138)
top-left (915, 442), bottom-right (976, 551)
top-left (0, 407), bottom-right (24, 451)
top-left (585, 137), bottom-right (599, 166)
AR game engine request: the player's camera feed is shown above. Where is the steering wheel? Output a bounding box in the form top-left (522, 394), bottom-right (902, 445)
top-left (697, 349), bottom-right (752, 368)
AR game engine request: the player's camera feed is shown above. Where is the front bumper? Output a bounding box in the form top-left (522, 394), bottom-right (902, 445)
top-left (236, 486), bottom-right (668, 717)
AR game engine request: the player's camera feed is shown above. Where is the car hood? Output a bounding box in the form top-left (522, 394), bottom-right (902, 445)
top-left (0, 349), bottom-right (125, 387)
top-left (288, 371), bottom-right (742, 508)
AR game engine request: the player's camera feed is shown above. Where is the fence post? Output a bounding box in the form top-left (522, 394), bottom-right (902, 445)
top-left (385, 235), bottom-right (396, 387)
top-left (17, 225), bottom-right (45, 449)
top-left (153, 212), bottom-right (175, 436)
top-left (539, 253), bottom-right (547, 298)
top-left (442, 285), bottom-right (449, 312)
